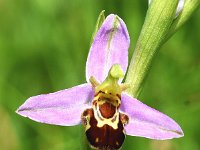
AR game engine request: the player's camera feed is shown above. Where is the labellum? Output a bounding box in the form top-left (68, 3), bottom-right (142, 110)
top-left (82, 65), bottom-right (129, 150)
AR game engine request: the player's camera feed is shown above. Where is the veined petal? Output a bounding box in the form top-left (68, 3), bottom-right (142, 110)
top-left (120, 93), bottom-right (184, 140)
top-left (86, 14), bottom-right (130, 83)
top-left (16, 83), bottom-right (94, 126)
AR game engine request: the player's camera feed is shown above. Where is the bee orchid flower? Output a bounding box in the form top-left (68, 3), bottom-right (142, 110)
top-left (16, 14), bottom-right (183, 150)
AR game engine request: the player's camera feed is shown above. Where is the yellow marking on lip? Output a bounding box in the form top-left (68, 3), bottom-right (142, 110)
top-left (94, 92), bottom-right (121, 107)
top-left (85, 115), bottom-right (91, 131)
top-left (95, 137), bottom-right (99, 143)
top-left (93, 104), bottom-right (119, 129)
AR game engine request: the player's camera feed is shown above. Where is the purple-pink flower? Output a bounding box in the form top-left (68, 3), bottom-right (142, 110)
top-left (16, 14), bottom-right (183, 149)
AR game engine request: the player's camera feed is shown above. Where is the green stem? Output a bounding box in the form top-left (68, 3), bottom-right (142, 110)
top-left (125, 0), bottom-right (179, 98)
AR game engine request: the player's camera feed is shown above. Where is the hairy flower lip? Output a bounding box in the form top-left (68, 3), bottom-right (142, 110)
top-left (16, 13), bottom-right (183, 140)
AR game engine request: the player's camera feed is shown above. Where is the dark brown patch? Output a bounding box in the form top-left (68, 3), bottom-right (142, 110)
top-left (81, 109), bottom-right (93, 127)
top-left (82, 109), bottom-right (93, 117)
top-left (120, 113), bottom-right (129, 125)
top-left (85, 109), bottom-right (125, 150)
top-left (99, 102), bottom-right (116, 119)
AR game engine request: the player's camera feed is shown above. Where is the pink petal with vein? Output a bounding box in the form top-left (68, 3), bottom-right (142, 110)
top-left (120, 93), bottom-right (184, 139)
top-left (16, 83), bottom-right (94, 126)
top-left (86, 14), bottom-right (130, 83)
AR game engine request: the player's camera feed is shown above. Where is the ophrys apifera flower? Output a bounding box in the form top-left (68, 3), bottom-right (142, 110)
top-left (16, 14), bottom-right (183, 150)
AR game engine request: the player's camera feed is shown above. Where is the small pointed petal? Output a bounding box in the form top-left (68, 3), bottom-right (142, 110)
top-left (120, 93), bottom-right (184, 140)
top-left (16, 83), bottom-right (94, 126)
top-left (86, 14), bottom-right (130, 83)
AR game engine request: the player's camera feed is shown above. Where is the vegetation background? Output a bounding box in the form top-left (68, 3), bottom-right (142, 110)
top-left (0, 0), bottom-right (199, 150)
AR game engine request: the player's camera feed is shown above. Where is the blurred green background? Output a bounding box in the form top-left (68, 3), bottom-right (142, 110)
top-left (0, 0), bottom-right (200, 150)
